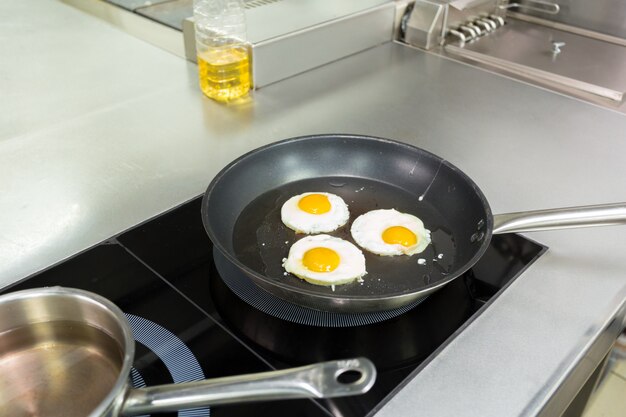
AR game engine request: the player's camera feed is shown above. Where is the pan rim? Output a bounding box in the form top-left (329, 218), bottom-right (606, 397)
top-left (202, 134), bottom-right (494, 303)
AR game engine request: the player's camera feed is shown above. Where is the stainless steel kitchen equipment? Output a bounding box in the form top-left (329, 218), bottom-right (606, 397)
top-left (402, 0), bottom-right (626, 111)
top-left (0, 287), bottom-right (376, 417)
top-left (202, 134), bottom-right (626, 313)
top-left (181, 0), bottom-right (398, 87)
top-left (63, 0), bottom-right (401, 87)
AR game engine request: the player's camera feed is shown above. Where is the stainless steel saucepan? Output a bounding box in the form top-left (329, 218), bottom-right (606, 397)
top-left (0, 287), bottom-right (376, 417)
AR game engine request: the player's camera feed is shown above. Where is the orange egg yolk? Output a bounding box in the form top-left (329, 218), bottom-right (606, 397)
top-left (298, 194), bottom-right (331, 214)
top-left (382, 226), bottom-right (417, 247)
top-left (302, 247), bottom-right (340, 272)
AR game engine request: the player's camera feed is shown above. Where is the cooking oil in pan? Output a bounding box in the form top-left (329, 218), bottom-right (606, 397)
top-left (232, 176), bottom-right (457, 295)
top-left (198, 45), bottom-right (251, 102)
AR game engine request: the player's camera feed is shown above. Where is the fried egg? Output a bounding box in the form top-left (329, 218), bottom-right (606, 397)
top-left (351, 209), bottom-right (431, 256)
top-left (281, 192), bottom-right (349, 234)
top-left (283, 235), bottom-right (367, 286)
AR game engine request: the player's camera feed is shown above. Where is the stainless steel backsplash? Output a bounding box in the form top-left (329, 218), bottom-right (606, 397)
top-left (517, 0), bottom-right (626, 38)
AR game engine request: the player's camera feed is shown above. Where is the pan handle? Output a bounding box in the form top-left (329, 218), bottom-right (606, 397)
top-left (492, 203), bottom-right (626, 235)
top-left (121, 357), bottom-right (376, 416)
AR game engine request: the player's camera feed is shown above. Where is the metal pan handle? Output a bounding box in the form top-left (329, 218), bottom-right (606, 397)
top-left (493, 203), bottom-right (626, 235)
top-left (121, 358), bottom-right (376, 416)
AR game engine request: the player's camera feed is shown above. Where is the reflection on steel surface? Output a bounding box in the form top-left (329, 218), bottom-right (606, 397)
top-left (444, 20), bottom-right (626, 103)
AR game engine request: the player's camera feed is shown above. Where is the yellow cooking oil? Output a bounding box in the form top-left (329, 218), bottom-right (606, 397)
top-left (198, 45), bottom-right (250, 102)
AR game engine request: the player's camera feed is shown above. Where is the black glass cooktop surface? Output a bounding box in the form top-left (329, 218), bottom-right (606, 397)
top-left (4, 196), bottom-right (545, 417)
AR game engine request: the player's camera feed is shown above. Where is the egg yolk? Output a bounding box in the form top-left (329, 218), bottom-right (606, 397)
top-left (382, 226), bottom-right (417, 247)
top-left (302, 247), bottom-right (340, 272)
top-left (298, 194), bottom-right (331, 214)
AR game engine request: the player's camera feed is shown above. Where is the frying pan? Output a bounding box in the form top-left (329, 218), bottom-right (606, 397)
top-left (202, 134), bottom-right (626, 313)
top-left (0, 287), bottom-right (376, 417)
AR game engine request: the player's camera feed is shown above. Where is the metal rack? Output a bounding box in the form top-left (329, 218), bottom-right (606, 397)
top-left (403, 0), bottom-right (560, 49)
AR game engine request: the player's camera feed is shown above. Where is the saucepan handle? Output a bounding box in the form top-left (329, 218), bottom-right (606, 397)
top-left (493, 203), bottom-right (626, 235)
top-left (121, 357), bottom-right (376, 416)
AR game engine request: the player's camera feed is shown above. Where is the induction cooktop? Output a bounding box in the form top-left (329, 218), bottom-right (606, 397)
top-left (3, 196), bottom-right (545, 416)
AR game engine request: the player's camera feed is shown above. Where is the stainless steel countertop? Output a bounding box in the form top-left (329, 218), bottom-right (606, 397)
top-left (2, 1), bottom-right (626, 416)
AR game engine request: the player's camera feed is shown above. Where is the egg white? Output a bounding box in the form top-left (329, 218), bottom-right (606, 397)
top-left (351, 209), bottom-right (431, 256)
top-left (281, 192), bottom-right (349, 234)
top-left (283, 235), bottom-right (367, 286)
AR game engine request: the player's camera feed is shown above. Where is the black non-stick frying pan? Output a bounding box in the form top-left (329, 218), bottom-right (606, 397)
top-left (202, 134), bottom-right (626, 313)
